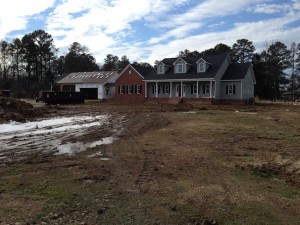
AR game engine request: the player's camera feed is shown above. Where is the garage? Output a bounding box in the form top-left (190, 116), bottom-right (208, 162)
top-left (55, 71), bottom-right (120, 100)
top-left (80, 88), bottom-right (98, 100)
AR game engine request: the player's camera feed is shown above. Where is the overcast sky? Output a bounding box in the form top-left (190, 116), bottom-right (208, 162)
top-left (0, 0), bottom-right (299, 65)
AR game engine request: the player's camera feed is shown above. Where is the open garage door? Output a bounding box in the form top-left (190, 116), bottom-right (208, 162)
top-left (80, 88), bottom-right (98, 100)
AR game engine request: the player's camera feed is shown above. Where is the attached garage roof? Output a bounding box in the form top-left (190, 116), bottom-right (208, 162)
top-left (221, 63), bottom-right (251, 80)
top-left (56, 71), bottom-right (119, 85)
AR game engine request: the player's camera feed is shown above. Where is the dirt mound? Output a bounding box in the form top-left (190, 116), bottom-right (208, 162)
top-left (0, 97), bottom-right (45, 123)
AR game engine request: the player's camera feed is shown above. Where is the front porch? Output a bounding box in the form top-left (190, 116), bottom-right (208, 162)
top-left (145, 80), bottom-right (216, 100)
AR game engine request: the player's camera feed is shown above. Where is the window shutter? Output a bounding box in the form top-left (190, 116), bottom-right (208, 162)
top-left (158, 85), bottom-right (160, 94)
top-left (140, 85), bottom-right (142, 94)
top-left (203, 84), bottom-right (205, 94)
top-left (118, 85), bottom-right (120, 94)
top-left (233, 85), bottom-right (236, 94)
top-left (191, 84), bottom-right (193, 94)
top-left (226, 85), bottom-right (228, 95)
top-left (163, 85), bottom-right (165, 94)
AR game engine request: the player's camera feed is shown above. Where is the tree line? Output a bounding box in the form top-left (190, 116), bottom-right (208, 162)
top-left (0, 29), bottom-right (299, 100)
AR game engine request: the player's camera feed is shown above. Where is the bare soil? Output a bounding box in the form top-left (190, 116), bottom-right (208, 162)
top-left (0, 99), bottom-right (300, 225)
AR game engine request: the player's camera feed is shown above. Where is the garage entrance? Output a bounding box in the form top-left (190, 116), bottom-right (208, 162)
top-left (80, 88), bottom-right (98, 100)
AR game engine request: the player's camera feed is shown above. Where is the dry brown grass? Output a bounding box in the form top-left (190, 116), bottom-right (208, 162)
top-left (0, 101), bottom-right (300, 224)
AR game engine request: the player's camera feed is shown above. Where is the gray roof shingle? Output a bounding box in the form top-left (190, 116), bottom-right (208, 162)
top-left (131, 64), bottom-right (154, 78)
top-left (144, 54), bottom-right (228, 80)
top-left (221, 63), bottom-right (251, 80)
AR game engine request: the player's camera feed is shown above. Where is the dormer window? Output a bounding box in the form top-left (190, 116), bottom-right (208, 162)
top-left (197, 58), bottom-right (209, 73)
top-left (176, 62), bottom-right (184, 73)
top-left (198, 63), bottom-right (205, 72)
top-left (158, 64), bottom-right (164, 74)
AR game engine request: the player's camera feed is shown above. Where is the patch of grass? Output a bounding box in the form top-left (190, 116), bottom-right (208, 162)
top-left (258, 130), bottom-right (299, 140)
top-left (266, 184), bottom-right (298, 199)
top-left (251, 169), bottom-right (275, 179)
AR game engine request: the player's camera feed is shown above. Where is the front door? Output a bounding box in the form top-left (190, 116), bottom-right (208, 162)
top-left (176, 84), bottom-right (186, 97)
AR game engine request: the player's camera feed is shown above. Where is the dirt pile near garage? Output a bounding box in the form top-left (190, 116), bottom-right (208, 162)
top-left (0, 97), bottom-right (48, 123)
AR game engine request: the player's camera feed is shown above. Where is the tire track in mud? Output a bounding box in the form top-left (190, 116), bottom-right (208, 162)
top-left (0, 115), bottom-right (114, 164)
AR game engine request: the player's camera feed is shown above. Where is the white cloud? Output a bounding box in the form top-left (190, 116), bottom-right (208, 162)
top-left (142, 11), bottom-right (300, 64)
top-left (1, 0), bottom-right (300, 68)
top-left (251, 3), bottom-right (292, 14)
top-left (45, 0), bottom-right (192, 61)
top-left (0, 0), bottom-right (55, 39)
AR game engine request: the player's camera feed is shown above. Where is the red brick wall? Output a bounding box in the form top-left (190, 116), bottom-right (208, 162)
top-left (114, 66), bottom-right (146, 102)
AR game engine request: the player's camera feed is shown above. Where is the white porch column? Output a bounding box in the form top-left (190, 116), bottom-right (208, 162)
top-left (241, 81), bottom-right (243, 100)
top-left (196, 81), bottom-right (199, 98)
top-left (181, 81), bottom-right (183, 97)
top-left (170, 81), bottom-right (172, 98)
top-left (210, 80), bottom-right (212, 98)
top-left (156, 82), bottom-right (158, 98)
top-left (214, 81), bottom-right (216, 98)
top-left (145, 81), bottom-right (147, 98)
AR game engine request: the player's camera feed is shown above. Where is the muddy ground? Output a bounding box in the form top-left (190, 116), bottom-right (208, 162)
top-left (0, 98), bottom-right (300, 225)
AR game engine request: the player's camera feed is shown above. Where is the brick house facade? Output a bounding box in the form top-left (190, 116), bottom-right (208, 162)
top-left (114, 64), bottom-right (153, 102)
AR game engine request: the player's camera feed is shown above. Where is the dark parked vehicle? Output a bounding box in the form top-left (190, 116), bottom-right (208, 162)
top-left (42, 91), bottom-right (85, 105)
top-left (1, 90), bottom-right (11, 97)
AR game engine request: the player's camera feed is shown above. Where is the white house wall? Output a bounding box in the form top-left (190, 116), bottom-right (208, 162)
top-left (214, 56), bottom-right (231, 99)
top-left (75, 83), bottom-right (104, 99)
top-left (241, 69), bottom-right (255, 99)
top-left (220, 81), bottom-right (242, 100)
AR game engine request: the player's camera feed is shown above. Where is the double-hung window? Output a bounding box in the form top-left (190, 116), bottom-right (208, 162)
top-left (152, 85), bottom-right (157, 94)
top-left (205, 84), bottom-right (210, 94)
top-left (158, 65), bottom-right (164, 74)
top-left (136, 85), bottom-right (142, 94)
top-left (127, 85), bottom-right (132, 94)
top-left (164, 84), bottom-right (169, 94)
top-left (198, 63), bottom-right (205, 72)
top-left (192, 84), bottom-right (197, 94)
top-left (176, 62), bottom-right (184, 73)
top-left (119, 85), bottom-right (124, 94)
top-left (226, 84), bottom-right (236, 95)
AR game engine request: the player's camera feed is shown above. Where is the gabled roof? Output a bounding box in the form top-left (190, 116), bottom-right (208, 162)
top-left (157, 61), bottom-right (172, 67)
top-left (173, 57), bottom-right (192, 66)
top-left (56, 71), bottom-right (118, 84)
top-left (196, 58), bottom-right (211, 65)
top-left (130, 64), bottom-right (153, 78)
top-left (145, 54), bottom-right (229, 80)
top-left (221, 63), bottom-right (251, 80)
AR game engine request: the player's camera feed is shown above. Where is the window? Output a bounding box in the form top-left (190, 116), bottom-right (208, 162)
top-left (152, 85), bottom-right (157, 94)
top-left (192, 84), bottom-right (197, 94)
top-left (198, 63), bottom-right (205, 72)
top-left (205, 84), bottom-right (210, 94)
top-left (226, 84), bottom-right (236, 95)
top-left (119, 85), bottom-right (124, 94)
top-left (158, 65), bottom-right (164, 74)
top-left (136, 85), bottom-right (142, 94)
top-left (127, 85), bottom-right (132, 94)
top-left (164, 84), bottom-right (169, 94)
top-left (176, 62), bottom-right (184, 73)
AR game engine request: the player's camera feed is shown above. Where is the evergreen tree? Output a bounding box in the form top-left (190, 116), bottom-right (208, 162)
top-left (231, 39), bottom-right (255, 63)
top-left (261, 42), bottom-right (290, 100)
top-left (64, 42), bottom-right (99, 73)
